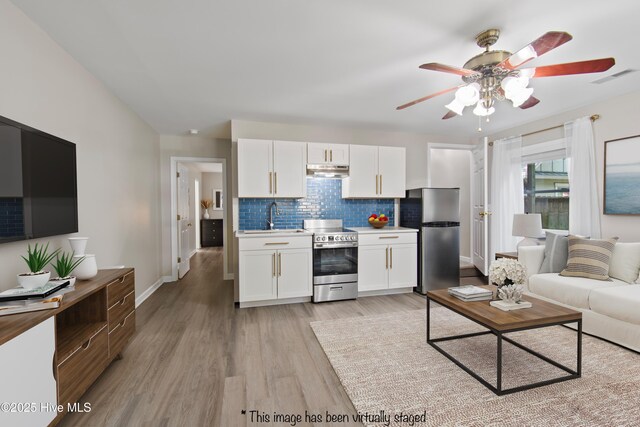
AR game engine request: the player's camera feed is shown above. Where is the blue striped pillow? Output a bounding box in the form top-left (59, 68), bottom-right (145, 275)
top-left (560, 236), bottom-right (618, 281)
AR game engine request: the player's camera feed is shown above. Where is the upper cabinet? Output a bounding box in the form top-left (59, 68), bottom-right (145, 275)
top-left (238, 139), bottom-right (307, 198)
top-left (342, 145), bottom-right (405, 198)
top-left (307, 143), bottom-right (349, 166)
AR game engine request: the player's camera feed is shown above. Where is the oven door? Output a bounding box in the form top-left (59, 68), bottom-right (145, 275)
top-left (313, 244), bottom-right (358, 285)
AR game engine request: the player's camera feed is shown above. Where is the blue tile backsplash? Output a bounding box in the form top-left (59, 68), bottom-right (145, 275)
top-left (0, 198), bottom-right (25, 238)
top-left (239, 178), bottom-right (395, 230)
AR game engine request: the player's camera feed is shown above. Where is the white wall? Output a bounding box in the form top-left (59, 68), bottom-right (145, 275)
top-left (159, 135), bottom-right (232, 278)
top-left (488, 90), bottom-right (640, 242)
top-left (429, 149), bottom-right (472, 258)
top-left (202, 172), bottom-right (224, 220)
top-left (0, 1), bottom-right (162, 295)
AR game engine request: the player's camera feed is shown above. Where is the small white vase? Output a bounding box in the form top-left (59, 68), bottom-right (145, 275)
top-left (203, 209), bottom-right (210, 219)
top-left (17, 271), bottom-right (51, 289)
top-left (68, 237), bottom-right (89, 256)
top-left (72, 254), bottom-right (98, 280)
top-left (50, 276), bottom-right (77, 287)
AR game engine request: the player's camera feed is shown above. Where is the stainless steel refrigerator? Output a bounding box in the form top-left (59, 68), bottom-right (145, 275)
top-left (400, 188), bottom-right (460, 294)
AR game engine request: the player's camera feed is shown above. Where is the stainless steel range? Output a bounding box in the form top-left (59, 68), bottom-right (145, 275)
top-left (303, 219), bottom-right (358, 303)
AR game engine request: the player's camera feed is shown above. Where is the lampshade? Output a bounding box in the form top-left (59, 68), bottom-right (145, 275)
top-left (445, 99), bottom-right (465, 115)
top-left (455, 83), bottom-right (480, 106)
top-left (512, 213), bottom-right (543, 238)
top-left (473, 101), bottom-right (495, 117)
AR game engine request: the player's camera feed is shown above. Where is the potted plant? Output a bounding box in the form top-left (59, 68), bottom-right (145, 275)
top-left (50, 251), bottom-right (85, 286)
top-left (201, 199), bottom-right (213, 219)
top-left (18, 243), bottom-right (60, 289)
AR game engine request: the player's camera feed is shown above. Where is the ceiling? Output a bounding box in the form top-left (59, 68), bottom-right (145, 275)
top-left (12, 0), bottom-right (640, 138)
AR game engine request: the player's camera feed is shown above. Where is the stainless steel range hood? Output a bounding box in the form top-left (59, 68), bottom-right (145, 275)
top-left (306, 164), bottom-right (349, 178)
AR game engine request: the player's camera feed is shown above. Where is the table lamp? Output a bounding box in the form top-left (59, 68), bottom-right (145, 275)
top-left (512, 213), bottom-right (544, 250)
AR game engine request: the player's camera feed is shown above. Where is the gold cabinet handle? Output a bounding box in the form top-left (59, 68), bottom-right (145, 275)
top-left (379, 236), bottom-right (399, 239)
top-left (265, 242), bottom-right (290, 245)
top-left (330, 149), bottom-right (333, 162)
top-left (278, 253), bottom-right (282, 277)
top-left (479, 211), bottom-right (492, 218)
top-left (272, 253), bottom-right (276, 277)
top-left (385, 247), bottom-right (389, 269)
top-left (380, 174), bottom-right (383, 194)
top-left (269, 172), bottom-right (273, 194)
top-left (324, 149), bottom-right (327, 162)
top-left (390, 247), bottom-right (393, 269)
top-left (376, 175), bottom-right (379, 194)
top-left (274, 172), bottom-right (278, 194)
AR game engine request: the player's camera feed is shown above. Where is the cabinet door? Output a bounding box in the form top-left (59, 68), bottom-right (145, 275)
top-left (238, 139), bottom-right (273, 197)
top-left (273, 140), bottom-right (307, 198)
top-left (357, 245), bottom-right (389, 291)
top-left (343, 145), bottom-right (378, 198)
top-left (326, 143), bottom-right (349, 166)
top-left (239, 250), bottom-right (277, 302)
top-left (0, 317), bottom-right (57, 426)
top-left (388, 244), bottom-right (417, 289)
top-left (378, 146), bottom-right (406, 198)
top-left (307, 143), bottom-right (329, 164)
top-left (277, 249), bottom-right (312, 298)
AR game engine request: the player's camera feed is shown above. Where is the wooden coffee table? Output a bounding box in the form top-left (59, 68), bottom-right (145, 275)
top-left (427, 286), bottom-right (582, 395)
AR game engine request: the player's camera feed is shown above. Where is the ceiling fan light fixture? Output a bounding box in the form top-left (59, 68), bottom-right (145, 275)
top-left (501, 76), bottom-right (530, 96)
top-left (473, 101), bottom-right (495, 117)
top-left (455, 83), bottom-right (480, 106)
top-left (510, 87), bottom-right (534, 107)
top-left (445, 99), bottom-right (465, 115)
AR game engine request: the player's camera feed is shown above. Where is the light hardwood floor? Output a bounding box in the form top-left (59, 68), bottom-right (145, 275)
top-left (60, 248), bottom-right (485, 426)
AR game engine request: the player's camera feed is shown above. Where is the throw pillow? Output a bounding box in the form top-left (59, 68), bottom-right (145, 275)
top-left (609, 242), bottom-right (640, 283)
top-left (560, 235), bottom-right (618, 281)
top-left (539, 232), bottom-right (569, 273)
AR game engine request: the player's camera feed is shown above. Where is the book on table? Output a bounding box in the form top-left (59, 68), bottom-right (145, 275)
top-left (0, 281), bottom-right (72, 302)
top-left (448, 285), bottom-right (493, 301)
top-left (0, 293), bottom-right (65, 317)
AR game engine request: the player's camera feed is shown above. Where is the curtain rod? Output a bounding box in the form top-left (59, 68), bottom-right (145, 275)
top-left (488, 114), bottom-right (600, 146)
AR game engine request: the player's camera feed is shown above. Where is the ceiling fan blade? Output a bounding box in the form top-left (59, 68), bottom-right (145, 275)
top-left (396, 85), bottom-right (462, 110)
top-left (519, 96), bottom-right (540, 109)
top-left (521, 58), bottom-right (615, 78)
top-left (419, 63), bottom-right (479, 77)
top-left (498, 31), bottom-right (573, 70)
top-left (442, 111), bottom-right (458, 120)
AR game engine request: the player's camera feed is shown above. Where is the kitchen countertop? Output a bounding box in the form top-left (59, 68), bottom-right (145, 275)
top-left (235, 229), bottom-right (313, 238)
top-left (350, 226), bottom-right (418, 234)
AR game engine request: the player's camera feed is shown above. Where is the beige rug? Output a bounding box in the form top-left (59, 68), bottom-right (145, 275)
top-left (310, 308), bottom-right (640, 427)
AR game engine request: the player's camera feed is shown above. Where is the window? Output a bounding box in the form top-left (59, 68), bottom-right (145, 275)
top-left (523, 159), bottom-right (569, 230)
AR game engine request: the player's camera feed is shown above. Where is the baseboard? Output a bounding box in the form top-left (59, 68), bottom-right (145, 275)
top-left (358, 287), bottom-right (413, 297)
top-left (224, 273), bottom-right (234, 281)
top-left (189, 249), bottom-right (197, 259)
top-left (135, 277), bottom-right (167, 308)
top-left (460, 256), bottom-right (472, 264)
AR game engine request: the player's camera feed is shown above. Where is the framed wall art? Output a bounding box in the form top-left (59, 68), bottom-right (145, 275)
top-left (604, 135), bottom-right (640, 215)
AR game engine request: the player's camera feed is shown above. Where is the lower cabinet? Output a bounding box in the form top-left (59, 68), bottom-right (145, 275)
top-left (238, 235), bottom-right (312, 305)
top-left (358, 232), bottom-right (417, 292)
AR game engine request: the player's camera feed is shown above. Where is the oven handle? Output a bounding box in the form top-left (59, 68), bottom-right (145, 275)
top-left (314, 242), bottom-right (358, 249)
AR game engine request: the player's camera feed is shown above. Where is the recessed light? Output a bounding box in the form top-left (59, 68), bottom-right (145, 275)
top-left (189, 129), bottom-right (199, 135)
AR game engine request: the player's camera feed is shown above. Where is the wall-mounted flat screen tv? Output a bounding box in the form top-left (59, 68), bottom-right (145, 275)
top-left (0, 115), bottom-right (78, 244)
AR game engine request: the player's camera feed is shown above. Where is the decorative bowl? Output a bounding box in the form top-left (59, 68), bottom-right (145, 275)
top-left (369, 221), bottom-right (388, 229)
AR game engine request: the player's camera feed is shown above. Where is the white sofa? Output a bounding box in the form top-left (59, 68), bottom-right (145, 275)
top-left (519, 245), bottom-right (640, 352)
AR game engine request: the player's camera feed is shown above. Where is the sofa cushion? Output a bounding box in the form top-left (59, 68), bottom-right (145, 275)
top-left (560, 236), bottom-right (618, 281)
top-left (609, 242), bottom-right (640, 284)
top-left (539, 232), bottom-right (568, 273)
top-left (589, 285), bottom-right (640, 325)
top-left (528, 273), bottom-right (624, 309)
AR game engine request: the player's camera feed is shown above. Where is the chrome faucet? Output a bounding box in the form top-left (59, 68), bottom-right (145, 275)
top-left (268, 201), bottom-right (279, 230)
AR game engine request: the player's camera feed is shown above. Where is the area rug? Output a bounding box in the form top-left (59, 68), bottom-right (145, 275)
top-left (310, 308), bottom-right (640, 427)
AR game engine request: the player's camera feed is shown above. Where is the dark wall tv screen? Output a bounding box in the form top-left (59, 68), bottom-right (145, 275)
top-left (0, 115), bottom-right (78, 243)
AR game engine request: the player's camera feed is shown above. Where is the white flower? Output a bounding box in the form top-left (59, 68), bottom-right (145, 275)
top-left (489, 259), bottom-right (527, 287)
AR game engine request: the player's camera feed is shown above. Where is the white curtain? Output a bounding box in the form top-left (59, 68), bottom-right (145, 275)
top-left (565, 117), bottom-right (601, 238)
top-left (490, 136), bottom-right (524, 259)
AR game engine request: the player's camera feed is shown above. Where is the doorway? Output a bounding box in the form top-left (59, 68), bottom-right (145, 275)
top-left (170, 157), bottom-right (229, 281)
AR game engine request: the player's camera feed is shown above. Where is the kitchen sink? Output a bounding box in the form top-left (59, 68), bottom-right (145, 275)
top-left (241, 229), bottom-right (306, 234)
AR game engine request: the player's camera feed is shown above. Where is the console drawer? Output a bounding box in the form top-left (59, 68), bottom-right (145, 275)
top-left (108, 291), bottom-right (135, 332)
top-left (57, 326), bottom-right (108, 405)
top-left (107, 272), bottom-right (134, 307)
top-left (109, 311), bottom-right (135, 357)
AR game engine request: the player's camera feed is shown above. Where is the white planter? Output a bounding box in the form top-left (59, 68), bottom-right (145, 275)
top-left (68, 237), bottom-right (89, 256)
top-left (50, 276), bottom-right (77, 287)
top-left (17, 271), bottom-right (51, 289)
top-left (72, 254), bottom-right (98, 280)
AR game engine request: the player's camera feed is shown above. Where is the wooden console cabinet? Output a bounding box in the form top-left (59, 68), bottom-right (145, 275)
top-left (0, 268), bottom-right (135, 426)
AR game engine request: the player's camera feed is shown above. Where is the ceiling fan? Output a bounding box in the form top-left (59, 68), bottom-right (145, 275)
top-left (396, 29), bottom-right (615, 121)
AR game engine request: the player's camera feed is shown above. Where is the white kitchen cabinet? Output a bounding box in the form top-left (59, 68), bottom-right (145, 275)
top-left (0, 317), bottom-right (57, 427)
top-left (307, 143), bottom-right (349, 166)
top-left (238, 235), bottom-right (312, 305)
top-left (237, 138), bottom-right (306, 198)
top-left (342, 145), bottom-right (405, 198)
top-left (239, 249), bottom-right (278, 302)
top-left (357, 231), bottom-right (417, 292)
